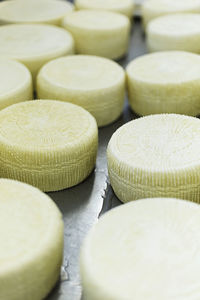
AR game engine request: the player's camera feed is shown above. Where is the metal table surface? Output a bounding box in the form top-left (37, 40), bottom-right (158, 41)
top-left (48, 17), bottom-right (147, 300)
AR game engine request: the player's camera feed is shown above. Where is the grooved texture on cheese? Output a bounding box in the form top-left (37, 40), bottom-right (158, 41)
top-left (0, 100), bottom-right (98, 191)
top-left (37, 55), bottom-right (125, 127)
top-left (0, 178), bottom-right (63, 300)
top-left (62, 10), bottom-right (130, 60)
top-left (80, 197), bottom-right (200, 300)
top-left (107, 114), bottom-right (200, 203)
top-left (126, 51), bottom-right (200, 116)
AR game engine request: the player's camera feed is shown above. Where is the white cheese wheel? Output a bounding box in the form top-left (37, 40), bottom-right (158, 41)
top-left (0, 59), bottom-right (33, 110)
top-left (80, 197), bottom-right (200, 300)
top-left (107, 114), bottom-right (200, 203)
top-left (0, 178), bottom-right (63, 300)
top-left (62, 10), bottom-right (130, 60)
top-left (0, 0), bottom-right (74, 26)
top-left (75, 0), bottom-right (134, 19)
top-left (126, 51), bottom-right (200, 116)
top-left (147, 14), bottom-right (200, 53)
top-left (0, 100), bottom-right (98, 191)
top-left (142, 0), bottom-right (200, 27)
top-left (37, 55), bottom-right (125, 127)
top-left (0, 24), bottom-right (74, 81)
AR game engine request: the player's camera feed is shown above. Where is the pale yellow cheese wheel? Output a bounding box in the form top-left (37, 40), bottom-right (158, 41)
top-left (0, 59), bottom-right (33, 110)
top-left (147, 14), bottom-right (200, 53)
top-left (142, 0), bottom-right (200, 27)
top-left (80, 197), bottom-right (200, 300)
top-left (37, 55), bottom-right (125, 127)
top-left (0, 178), bottom-right (63, 300)
top-left (0, 24), bottom-right (74, 81)
top-left (0, 100), bottom-right (98, 191)
top-left (75, 0), bottom-right (134, 18)
top-left (126, 51), bottom-right (200, 116)
top-left (107, 114), bottom-right (200, 203)
top-left (62, 10), bottom-right (130, 60)
top-left (0, 0), bottom-right (74, 26)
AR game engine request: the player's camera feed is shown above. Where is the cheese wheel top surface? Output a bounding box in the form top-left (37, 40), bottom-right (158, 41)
top-left (81, 198), bottom-right (200, 300)
top-left (0, 0), bottom-right (74, 24)
top-left (39, 55), bottom-right (125, 90)
top-left (148, 13), bottom-right (200, 35)
top-left (126, 51), bottom-right (200, 84)
top-left (0, 178), bottom-right (62, 272)
top-left (108, 114), bottom-right (200, 170)
top-left (143, 0), bottom-right (200, 13)
top-left (0, 100), bottom-right (96, 150)
top-left (0, 24), bottom-right (73, 60)
top-left (76, 0), bottom-right (133, 10)
top-left (0, 59), bottom-right (31, 96)
top-left (63, 10), bottom-right (129, 30)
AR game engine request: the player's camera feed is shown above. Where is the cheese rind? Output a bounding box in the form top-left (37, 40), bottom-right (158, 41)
top-left (75, 0), bottom-right (134, 18)
top-left (126, 51), bottom-right (200, 116)
top-left (0, 100), bottom-right (98, 191)
top-left (142, 0), bottom-right (200, 27)
top-left (107, 114), bottom-right (200, 203)
top-left (0, 59), bottom-right (33, 110)
top-left (0, 178), bottom-right (63, 300)
top-left (147, 14), bottom-right (200, 53)
top-left (62, 10), bottom-right (130, 60)
top-left (37, 55), bottom-right (125, 127)
top-left (80, 197), bottom-right (200, 300)
top-left (0, 0), bottom-right (74, 26)
top-left (0, 24), bottom-right (74, 80)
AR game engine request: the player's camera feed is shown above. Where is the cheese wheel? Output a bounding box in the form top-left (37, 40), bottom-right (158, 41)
top-left (107, 114), bottom-right (200, 203)
top-left (0, 59), bottom-right (33, 110)
top-left (0, 178), bottom-right (63, 300)
top-left (75, 0), bottom-right (134, 19)
top-left (0, 100), bottom-right (98, 191)
top-left (0, 0), bottom-right (74, 26)
top-left (37, 55), bottom-right (125, 127)
top-left (142, 0), bottom-right (200, 27)
top-left (62, 10), bottom-right (130, 60)
top-left (147, 14), bottom-right (200, 53)
top-left (0, 24), bottom-right (74, 81)
top-left (126, 51), bottom-right (200, 116)
top-left (80, 197), bottom-right (200, 300)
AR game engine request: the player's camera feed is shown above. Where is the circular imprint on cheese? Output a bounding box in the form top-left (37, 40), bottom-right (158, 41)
top-left (0, 59), bottom-right (33, 110)
top-left (147, 14), bottom-right (200, 53)
top-left (37, 55), bottom-right (125, 127)
top-left (0, 24), bottom-right (74, 80)
top-left (0, 100), bottom-right (98, 191)
top-left (62, 10), bottom-right (130, 60)
top-left (0, 0), bottom-right (74, 26)
top-left (80, 197), bottom-right (200, 300)
top-left (107, 114), bottom-right (200, 203)
top-left (126, 51), bottom-right (200, 116)
top-left (142, 0), bottom-right (200, 27)
top-left (0, 178), bottom-right (63, 300)
top-left (75, 0), bottom-right (134, 18)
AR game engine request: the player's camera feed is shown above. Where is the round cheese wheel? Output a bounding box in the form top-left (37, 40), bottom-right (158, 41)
top-left (0, 24), bottom-right (74, 81)
top-left (0, 100), bottom-right (98, 191)
top-left (62, 10), bottom-right (130, 60)
top-left (126, 51), bottom-right (200, 116)
top-left (80, 197), bottom-right (200, 300)
top-left (107, 114), bottom-right (200, 203)
top-left (0, 0), bottom-right (74, 26)
top-left (0, 178), bottom-right (63, 300)
top-left (37, 55), bottom-right (125, 127)
top-left (142, 0), bottom-right (200, 27)
top-left (75, 0), bottom-right (134, 19)
top-left (0, 59), bottom-right (33, 110)
top-left (147, 14), bottom-right (200, 53)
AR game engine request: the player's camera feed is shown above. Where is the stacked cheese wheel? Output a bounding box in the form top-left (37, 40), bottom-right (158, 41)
top-left (0, 179), bottom-right (63, 300)
top-left (0, 100), bottom-right (98, 191)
